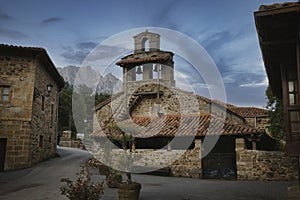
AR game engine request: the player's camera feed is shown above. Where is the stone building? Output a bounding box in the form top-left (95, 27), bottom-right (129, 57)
top-left (0, 44), bottom-right (64, 171)
top-left (91, 30), bottom-right (298, 180)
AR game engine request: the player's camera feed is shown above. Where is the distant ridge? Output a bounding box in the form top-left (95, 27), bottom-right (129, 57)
top-left (57, 65), bottom-right (122, 94)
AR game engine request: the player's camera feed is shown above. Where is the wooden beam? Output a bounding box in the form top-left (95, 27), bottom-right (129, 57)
top-left (261, 39), bottom-right (296, 46)
top-left (254, 6), bottom-right (300, 18)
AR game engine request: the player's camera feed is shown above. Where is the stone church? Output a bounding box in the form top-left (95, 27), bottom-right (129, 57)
top-left (0, 44), bottom-right (64, 171)
top-left (92, 30), bottom-right (298, 180)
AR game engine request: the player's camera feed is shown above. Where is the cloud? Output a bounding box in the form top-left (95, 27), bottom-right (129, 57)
top-left (77, 42), bottom-right (98, 50)
top-left (201, 30), bottom-right (238, 55)
top-left (61, 41), bottom-right (98, 64)
top-left (0, 28), bottom-right (29, 39)
top-left (145, 0), bottom-right (183, 30)
top-left (41, 17), bottom-right (63, 25)
top-left (239, 77), bottom-right (268, 88)
top-left (0, 13), bottom-right (13, 21)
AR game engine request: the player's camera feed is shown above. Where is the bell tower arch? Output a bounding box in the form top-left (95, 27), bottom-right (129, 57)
top-left (133, 29), bottom-right (160, 53)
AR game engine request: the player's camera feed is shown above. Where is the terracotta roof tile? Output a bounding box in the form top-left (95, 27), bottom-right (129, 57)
top-left (229, 107), bottom-right (268, 118)
top-left (95, 92), bottom-right (124, 109)
top-left (0, 44), bottom-right (45, 52)
top-left (259, 2), bottom-right (300, 11)
top-left (116, 54), bottom-right (170, 65)
top-left (91, 114), bottom-right (265, 138)
top-left (212, 99), bottom-right (236, 108)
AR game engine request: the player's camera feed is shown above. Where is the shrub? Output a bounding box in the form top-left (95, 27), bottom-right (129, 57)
top-left (60, 165), bottom-right (104, 200)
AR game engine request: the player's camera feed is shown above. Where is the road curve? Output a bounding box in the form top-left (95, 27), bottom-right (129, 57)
top-left (0, 146), bottom-right (91, 200)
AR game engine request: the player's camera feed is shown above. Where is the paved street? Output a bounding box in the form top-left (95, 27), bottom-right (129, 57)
top-left (97, 172), bottom-right (295, 200)
top-left (0, 147), bottom-right (297, 200)
top-left (0, 147), bottom-right (91, 200)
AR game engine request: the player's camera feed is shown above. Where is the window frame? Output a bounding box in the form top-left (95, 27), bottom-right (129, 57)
top-left (50, 103), bottom-right (54, 128)
top-left (41, 95), bottom-right (45, 112)
top-left (0, 85), bottom-right (11, 104)
top-left (39, 135), bottom-right (43, 148)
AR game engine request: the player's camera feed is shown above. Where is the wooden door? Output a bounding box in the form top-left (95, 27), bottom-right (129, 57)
top-left (0, 138), bottom-right (7, 171)
top-left (202, 153), bottom-right (236, 179)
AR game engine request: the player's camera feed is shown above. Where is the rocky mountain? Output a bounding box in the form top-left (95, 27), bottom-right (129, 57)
top-left (57, 65), bottom-right (122, 94)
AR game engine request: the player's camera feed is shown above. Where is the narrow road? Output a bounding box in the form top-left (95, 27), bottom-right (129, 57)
top-left (0, 147), bottom-right (91, 200)
top-left (0, 147), bottom-right (296, 200)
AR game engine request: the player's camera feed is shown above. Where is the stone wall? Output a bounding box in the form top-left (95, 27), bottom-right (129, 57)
top-left (0, 120), bottom-right (31, 170)
top-left (31, 59), bottom-right (59, 164)
top-left (95, 84), bottom-right (245, 130)
top-left (130, 85), bottom-right (199, 117)
top-left (0, 56), bottom-right (35, 170)
top-left (92, 139), bottom-right (202, 178)
top-left (0, 54), bottom-right (59, 170)
top-left (0, 56), bottom-right (35, 121)
top-left (92, 138), bottom-right (299, 181)
top-left (59, 131), bottom-right (84, 149)
top-left (245, 116), bottom-right (270, 134)
top-left (236, 138), bottom-right (299, 181)
top-left (170, 140), bottom-right (202, 178)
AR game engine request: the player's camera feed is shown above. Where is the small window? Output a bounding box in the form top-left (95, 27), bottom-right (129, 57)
top-left (41, 96), bottom-right (45, 111)
top-left (51, 103), bottom-right (54, 115)
top-left (1, 86), bottom-right (10, 103)
top-left (288, 80), bottom-right (298, 106)
top-left (39, 135), bottom-right (43, 148)
top-left (50, 103), bottom-right (54, 128)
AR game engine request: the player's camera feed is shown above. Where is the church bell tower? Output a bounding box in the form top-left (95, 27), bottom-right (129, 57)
top-left (115, 30), bottom-right (175, 117)
top-left (116, 30), bottom-right (175, 91)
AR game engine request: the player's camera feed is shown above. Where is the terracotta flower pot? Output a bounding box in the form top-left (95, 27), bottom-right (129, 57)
top-left (118, 182), bottom-right (142, 200)
top-left (98, 165), bottom-right (109, 175)
top-left (106, 174), bottom-right (122, 188)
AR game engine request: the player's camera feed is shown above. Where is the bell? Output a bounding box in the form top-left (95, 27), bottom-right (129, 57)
top-left (136, 66), bottom-right (143, 74)
top-left (153, 64), bottom-right (159, 72)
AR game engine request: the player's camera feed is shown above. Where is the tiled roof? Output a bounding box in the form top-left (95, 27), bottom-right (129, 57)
top-left (0, 44), bottom-right (45, 52)
top-left (94, 87), bottom-right (267, 122)
top-left (259, 1), bottom-right (300, 11)
top-left (228, 107), bottom-right (268, 118)
top-left (212, 99), bottom-right (236, 108)
top-left (0, 44), bottom-right (65, 89)
top-left (91, 114), bottom-right (265, 138)
top-left (116, 54), bottom-right (170, 66)
top-left (95, 91), bottom-right (124, 109)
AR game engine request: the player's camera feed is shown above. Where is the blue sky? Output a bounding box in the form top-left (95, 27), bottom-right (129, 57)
top-left (0, 0), bottom-right (290, 107)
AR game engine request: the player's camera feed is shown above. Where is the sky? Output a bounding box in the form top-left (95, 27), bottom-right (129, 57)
top-left (0, 0), bottom-right (291, 107)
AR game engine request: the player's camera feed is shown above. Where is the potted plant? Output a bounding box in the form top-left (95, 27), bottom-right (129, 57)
top-left (107, 122), bottom-right (142, 200)
top-left (60, 164), bottom-right (104, 200)
top-left (106, 167), bottom-right (122, 188)
top-left (117, 132), bottom-right (141, 200)
top-left (98, 141), bottom-right (112, 176)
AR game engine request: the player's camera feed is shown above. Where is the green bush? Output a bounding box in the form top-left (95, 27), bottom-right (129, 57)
top-left (60, 165), bottom-right (104, 200)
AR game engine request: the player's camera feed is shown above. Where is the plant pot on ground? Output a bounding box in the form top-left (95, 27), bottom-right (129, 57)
top-left (106, 168), bottom-right (122, 188)
top-left (99, 164), bottom-right (110, 175)
top-left (117, 132), bottom-right (141, 200)
top-left (118, 181), bottom-right (142, 200)
top-left (106, 122), bottom-right (143, 200)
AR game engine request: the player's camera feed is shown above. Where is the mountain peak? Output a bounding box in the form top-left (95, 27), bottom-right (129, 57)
top-left (57, 65), bottom-right (122, 94)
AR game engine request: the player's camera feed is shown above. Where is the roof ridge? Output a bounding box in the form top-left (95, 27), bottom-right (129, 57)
top-left (95, 91), bottom-right (124, 109)
top-left (0, 43), bottom-right (45, 51)
top-left (92, 113), bottom-right (266, 138)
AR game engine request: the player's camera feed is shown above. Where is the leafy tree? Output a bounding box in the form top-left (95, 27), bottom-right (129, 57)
top-left (72, 84), bottom-right (95, 135)
top-left (58, 82), bottom-right (76, 137)
top-left (58, 82), bottom-right (111, 139)
top-left (265, 86), bottom-right (285, 144)
top-left (95, 93), bottom-right (111, 106)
